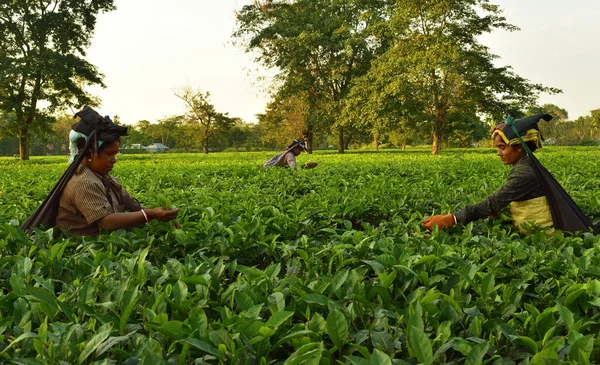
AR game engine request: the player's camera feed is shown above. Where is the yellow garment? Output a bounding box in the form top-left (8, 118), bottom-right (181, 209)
top-left (510, 196), bottom-right (554, 234)
top-left (492, 128), bottom-right (543, 149)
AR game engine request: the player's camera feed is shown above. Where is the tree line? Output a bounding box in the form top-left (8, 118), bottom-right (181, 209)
top-left (1, 0), bottom-right (598, 159)
top-left (1, 97), bottom-right (599, 157)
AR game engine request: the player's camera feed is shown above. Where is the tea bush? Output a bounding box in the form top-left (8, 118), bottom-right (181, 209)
top-left (0, 148), bottom-right (599, 364)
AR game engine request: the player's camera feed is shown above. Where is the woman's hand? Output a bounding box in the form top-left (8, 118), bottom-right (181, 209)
top-left (422, 214), bottom-right (456, 231)
top-left (148, 207), bottom-right (180, 222)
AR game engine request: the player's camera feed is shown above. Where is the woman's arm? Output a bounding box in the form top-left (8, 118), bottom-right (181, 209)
top-left (454, 162), bottom-right (540, 224)
top-left (98, 207), bottom-right (179, 231)
top-left (423, 161), bottom-right (541, 230)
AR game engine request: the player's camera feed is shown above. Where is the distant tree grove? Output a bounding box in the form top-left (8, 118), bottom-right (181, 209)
top-left (1, 0), bottom-right (599, 158)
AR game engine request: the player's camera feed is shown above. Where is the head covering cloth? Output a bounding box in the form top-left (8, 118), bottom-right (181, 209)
top-left (491, 114), bottom-right (550, 151)
top-left (287, 139), bottom-right (307, 151)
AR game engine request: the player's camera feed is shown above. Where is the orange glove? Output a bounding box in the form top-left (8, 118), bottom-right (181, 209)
top-left (422, 214), bottom-right (456, 231)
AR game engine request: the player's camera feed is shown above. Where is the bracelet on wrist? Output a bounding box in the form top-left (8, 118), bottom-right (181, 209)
top-left (141, 208), bottom-right (150, 223)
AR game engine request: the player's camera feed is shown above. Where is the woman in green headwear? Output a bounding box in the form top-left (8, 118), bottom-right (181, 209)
top-left (422, 120), bottom-right (553, 234)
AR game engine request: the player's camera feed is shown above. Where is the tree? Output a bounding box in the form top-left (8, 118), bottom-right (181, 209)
top-left (175, 87), bottom-right (234, 154)
top-left (257, 95), bottom-right (310, 149)
top-left (343, 0), bottom-right (560, 154)
top-left (155, 115), bottom-right (181, 148)
top-left (444, 109), bottom-right (488, 148)
top-left (48, 112), bottom-right (77, 155)
top-left (0, 0), bottom-right (116, 159)
top-left (588, 109), bottom-right (600, 140)
top-left (567, 109), bottom-right (600, 144)
top-left (526, 103), bottom-right (568, 143)
top-left (234, 0), bottom-right (394, 153)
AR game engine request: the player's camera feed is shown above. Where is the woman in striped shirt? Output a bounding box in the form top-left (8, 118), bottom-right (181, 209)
top-left (56, 122), bottom-right (179, 236)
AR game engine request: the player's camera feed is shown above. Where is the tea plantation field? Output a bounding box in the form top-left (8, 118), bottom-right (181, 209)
top-left (1, 148), bottom-right (600, 364)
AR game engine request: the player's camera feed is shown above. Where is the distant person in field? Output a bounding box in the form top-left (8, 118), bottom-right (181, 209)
top-left (263, 139), bottom-right (317, 169)
top-left (56, 109), bottom-right (179, 236)
top-left (422, 118), bottom-right (553, 234)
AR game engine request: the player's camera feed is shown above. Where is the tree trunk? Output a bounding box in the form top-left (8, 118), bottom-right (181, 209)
top-left (337, 127), bottom-right (345, 154)
top-left (204, 134), bottom-right (209, 154)
top-left (344, 133), bottom-right (352, 151)
top-left (402, 143), bottom-right (406, 150)
top-left (431, 117), bottom-right (443, 155)
top-left (18, 126), bottom-right (30, 160)
top-left (19, 72), bottom-right (42, 160)
top-left (302, 126), bottom-right (313, 154)
top-left (373, 134), bottom-right (379, 150)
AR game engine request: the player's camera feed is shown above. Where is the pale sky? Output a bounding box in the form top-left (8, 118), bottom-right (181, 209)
top-left (86, 0), bottom-right (600, 125)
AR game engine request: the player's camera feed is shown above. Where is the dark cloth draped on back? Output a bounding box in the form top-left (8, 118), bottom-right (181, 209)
top-left (21, 106), bottom-right (129, 233)
top-left (529, 153), bottom-right (598, 234)
top-left (20, 131), bottom-right (96, 232)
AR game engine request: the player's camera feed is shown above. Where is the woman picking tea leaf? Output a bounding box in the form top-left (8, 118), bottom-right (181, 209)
top-left (263, 139), bottom-right (317, 169)
top-left (54, 107), bottom-right (179, 236)
top-left (423, 115), bottom-right (554, 234)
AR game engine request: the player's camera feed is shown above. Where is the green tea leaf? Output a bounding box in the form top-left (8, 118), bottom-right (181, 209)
top-left (120, 286), bottom-right (139, 334)
top-left (327, 309), bottom-right (348, 348)
top-left (569, 335), bottom-right (594, 364)
top-left (96, 331), bottom-right (138, 357)
top-left (273, 330), bottom-right (317, 348)
top-left (469, 316), bottom-right (481, 338)
top-left (371, 331), bottom-right (394, 353)
top-left (465, 342), bottom-right (488, 365)
top-left (266, 311), bottom-right (294, 328)
top-left (346, 356), bottom-right (370, 365)
top-left (181, 275), bottom-right (208, 285)
top-left (480, 273), bottom-right (495, 297)
top-left (1, 332), bottom-right (39, 355)
top-left (513, 336), bottom-right (538, 354)
top-left (531, 348), bottom-right (559, 365)
top-left (77, 323), bottom-right (113, 364)
top-left (178, 338), bottom-right (222, 359)
top-left (408, 325), bottom-right (432, 365)
top-left (329, 268), bottom-right (349, 295)
top-left (269, 292), bottom-right (285, 313)
top-left (283, 341), bottom-right (324, 365)
top-left (370, 349), bottom-right (392, 365)
top-left (302, 294), bottom-right (329, 306)
top-left (557, 303), bottom-right (574, 330)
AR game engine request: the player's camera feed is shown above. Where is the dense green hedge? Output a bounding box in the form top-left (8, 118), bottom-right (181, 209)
top-left (1, 148), bottom-right (599, 364)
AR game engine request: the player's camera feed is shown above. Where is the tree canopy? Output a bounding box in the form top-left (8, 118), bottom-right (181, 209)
top-left (342, 0), bottom-right (560, 154)
top-left (234, 0), bottom-right (394, 153)
top-left (0, 0), bottom-right (115, 159)
top-left (236, 0), bottom-right (561, 154)
top-left (175, 87), bottom-right (234, 154)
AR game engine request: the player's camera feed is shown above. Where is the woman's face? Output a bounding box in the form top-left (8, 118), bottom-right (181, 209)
top-left (88, 141), bottom-right (120, 176)
top-left (494, 134), bottom-right (524, 165)
top-left (292, 146), bottom-right (303, 156)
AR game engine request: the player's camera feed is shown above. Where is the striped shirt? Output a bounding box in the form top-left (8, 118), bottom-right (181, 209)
top-left (56, 165), bottom-right (142, 236)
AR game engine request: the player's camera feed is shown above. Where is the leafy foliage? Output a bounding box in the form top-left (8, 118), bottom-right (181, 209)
top-left (0, 0), bottom-right (116, 159)
top-left (174, 87), bottom-right (235, 154)
top-left (234, 0), bottom-right (394, 153)
top-left (0, 148), bottom-right (600, 363)
top-left (342, 0), bottom-right (560, 155)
